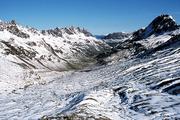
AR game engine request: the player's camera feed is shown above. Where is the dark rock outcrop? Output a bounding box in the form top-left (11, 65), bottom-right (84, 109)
top-left (7, 25), bottom-right (30, 38)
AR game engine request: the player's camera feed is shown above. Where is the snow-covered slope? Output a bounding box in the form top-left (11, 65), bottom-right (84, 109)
top-left (0, 15), bottom-right (180, 120)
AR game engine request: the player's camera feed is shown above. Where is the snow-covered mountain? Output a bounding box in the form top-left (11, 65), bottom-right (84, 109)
top-left (0, 14), bottom-right (180, 120)
top-left (98, 15), bottom-right (180, 64)
top-left (0, 20), bottom-right (111, 71)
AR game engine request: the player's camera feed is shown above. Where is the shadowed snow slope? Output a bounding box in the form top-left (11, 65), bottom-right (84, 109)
top-left (0, 15), bottom-right (180, 120)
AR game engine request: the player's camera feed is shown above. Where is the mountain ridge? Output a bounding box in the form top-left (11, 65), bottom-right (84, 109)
top-left (0, 20), bottom-right (111, 71)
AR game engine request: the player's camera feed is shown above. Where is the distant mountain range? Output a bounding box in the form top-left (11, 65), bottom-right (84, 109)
top-left (0, 21), bottom-right (111, 71)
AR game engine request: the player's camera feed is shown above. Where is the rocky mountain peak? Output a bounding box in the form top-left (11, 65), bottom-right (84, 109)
top-left (133, 14), bottom-right (178, 40)
top-left (0, 20), bottom-right (30, 38)
top-left (42, 26), bottom-right (92, 37)
top-left (147, 14), bottom-right (178, 33)
top-left (10, 20), bottom-right (16, 25)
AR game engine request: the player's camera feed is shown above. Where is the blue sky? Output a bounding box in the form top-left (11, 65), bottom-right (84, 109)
top-left (0, 0), bottom-right (180, 34)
